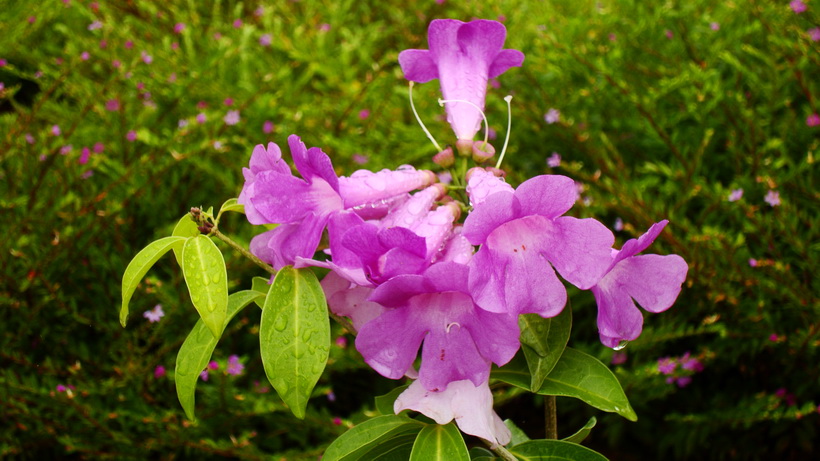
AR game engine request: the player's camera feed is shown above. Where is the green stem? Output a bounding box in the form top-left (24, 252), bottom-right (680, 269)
top-left (545, 395), bottom-right (557, 439)
top-left (483, 439), bottom-right (518, 461)
top-left (210, 227), bottom-right (276, 276)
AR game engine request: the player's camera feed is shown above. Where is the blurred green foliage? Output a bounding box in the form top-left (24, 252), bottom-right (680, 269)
top-left (0, 0), bottom-right (817, 460)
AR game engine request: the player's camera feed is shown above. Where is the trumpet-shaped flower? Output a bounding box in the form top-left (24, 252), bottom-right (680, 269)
top-left (239, 135), bottom-right (436, 269)
top-left (592, 220), bottom-right (688, 348)
top-left (395, 379), bottom-right (511, 446)
top-left (356, 262), bottom-right (520, 392)
top-left (399, 19), bottom-right (524, 140)
top-left (463, 174), bottom-right (614, 317)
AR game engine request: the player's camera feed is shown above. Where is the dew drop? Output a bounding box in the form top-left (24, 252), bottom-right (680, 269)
top-left (273, 315), bottom-right (287, 331)
top-left (211, 272), bottom-right (221, 284)
top-left (302, 330), bottom-right (313, 342)
top-left (294, 347), bottom-right (305, 359)
top-left (613, 340), bottom-right (628, 351)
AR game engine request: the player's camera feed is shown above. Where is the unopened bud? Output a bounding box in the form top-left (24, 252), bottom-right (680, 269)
top-left (484, 167), bottom-right (506, 178)
top-left (432, 146), bottom-right (455, 168)
top-left (455, 139), bottom-right (474, 157)
top-left (472, 142), bottom-right (496, 164)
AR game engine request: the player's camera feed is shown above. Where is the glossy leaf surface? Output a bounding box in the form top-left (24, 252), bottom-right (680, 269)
top-left (120, 236), bottom-right (186, 327)
top-left (181, 235), bottom-right (228, 337)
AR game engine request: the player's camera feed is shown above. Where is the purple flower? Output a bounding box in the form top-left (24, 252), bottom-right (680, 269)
top-left (591, 221), bottom-right (688, 348)
top-left (143, 304), bottom-right (164, 323)
top-left (80, 51), bottom-right (90, 61)
top-left (105, 99), bottom-right (120, 111)
top-left (749, 258), bottom-right (758, 267)
top-left (126, 130), bottom-right (137, 142)
top-left (809, 27), bottom-right (820, 42)
top-left (196, 113), bottom-right (206, 124)
top-left (259, 34), bottom-right (272, 47)
top-left (208, 360), bottom-right (219, 370)
top-left (675, 376), bottom-right (692, 388)
top-left (463, 175), bottom-right (615, 317)
top-left (226, 355), bottom-right (244, 376)
top-left (56, 384), bottom-right (67, 392)
top-left (319, 23), bottom-right (331, 32)
top-left (154, 365), bottom-right (166, 378)
top-left (93, 142), bottom-right (104, 153)
top-left (238, 136), bottom-right (437, 270)
top-left (263, 120), bottom-right (274, 134)
top-left (141, 51), bottom-right (153, 64)
top-left (399, 19), bottom-right (524, 140)
top-left (78, 148), bottom-right (90, 165)
top-left (358, 109), bottom-right (370, 120)
top-left (51, 125), bottom-right (61, 136)
top-left (88, 21), bottom-right (102, 31)
top-left (357, 262), bottom-right (520, 391)
top-left (664, 29), bottom-right (674, 39)
top-left (613, 217), bottom-right (624, 231)
top-left (546, 152), bottom-right (561, 168)
top-left (611, 351), bottom-right (627, 365)
top-left (658, 357), bottom-right (677, 375)
top-left (0, 58), bottom-right (6, 67)
top-left (544, 108), bottom-right (560, 124)
top-left (233, 19), bottom-right (243, 28)
top-left (60, 145), bottom-right (73, 155)
top-left (174, 23), bottom-right (185, 34)
top-left (25, 133), bottom-right (34, 144)
top-left (224, 110), bottom-right (240, 125)
top-left (791, 0), bottom-right (807, 14)
top-left (728, 188), bottom-right (743, 202)
top-left (807, 113), bottom-right (820, 127)
top-left (395, 379), bottom-right (511, 445)
top-left (352, 154), bottom-right (368, 164)
top-left (200, 370), bottom-right (209, 381)
top-left (764, 190), bottom-right (780, 207)
top-left (710, 22), bottom-right (720, 31)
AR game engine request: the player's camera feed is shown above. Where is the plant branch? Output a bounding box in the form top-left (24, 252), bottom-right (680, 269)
top-left (483, 439), bottom-right (518, 461)
top-left (208, 227), bottom-right (276, 276)
top-left (545, 395), bottom-right (558, 439)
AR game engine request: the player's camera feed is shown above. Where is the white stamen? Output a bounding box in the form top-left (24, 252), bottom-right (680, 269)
top-left (437, 98), bottom-right (490, 147)
top-left (408, 82), bottom-right (443, 152)
top-left (445, 322), bottom-right (461, 333)
top-left (495, 95), bottom-right (513, 169)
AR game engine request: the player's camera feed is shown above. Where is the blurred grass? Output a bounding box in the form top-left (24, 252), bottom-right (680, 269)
top-left (1, 0), bottom-right (818, 460)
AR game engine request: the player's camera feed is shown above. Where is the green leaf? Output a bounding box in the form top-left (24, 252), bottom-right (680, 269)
top-left (409, 422), bottom-right (470, 461)
top-left (120, 236), bottom-right (187, 327)
top-left (218, 197), bottom-right (245, 215)
top-left (503, 419), bottom-right (531, 447)
top-left (536, 348), bottom-right (636, 422)
top-left (562, 417), bottom-right (597, 444)
top-left (323, 415), bottom-right (425, 461)
top-left (375, 383), bottom-right (411, 416)
top-left (468, 446), bottom-right (498, 460)
top-left (181, 235), bottom-right (229, 338)
top-left (175, 290), bottom-right (263, 420)
top-left (260, 266), bottom-right (330, 419)
top-left (251, 276), bottom-right (271, 308)
top-left (493, 349), bottom-right (636, 421)
top-left (509, 440), bottom-right (608, 461)
top-left (518, 306), bottom-right (571, 391)
top-left (171, 214), bottom-right (200, 266)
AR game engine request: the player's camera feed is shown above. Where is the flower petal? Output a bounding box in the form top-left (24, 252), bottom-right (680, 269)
top-left (420, 317), bottom-right (491, 390)
top-left (339, 167), bottom-right (437, 208)
top-left (462, 189), bottom-right (516, 245)
top-left (253, 215), bottom-right (327, 269)
top-left (513, 175), bottom-right (578, 219)
top-left (541, 216), bottom-right (614, 289)
top-left (618, 254), bottom-right (688, 313)
top-left (356, 306), bottom-right (427, 379)
top-left (592, 282), bottom-right (644, 348)
top-left (249, 171), bottom-right (312, 223)
top-left (613, 220), bottom-right (668, 266)
top-left (398, 49), bottom-right (438, 83)
top-left (488, 48), bottom-right (525, 79)
top-left (249, 142), bottom-right (290, 176)
top-left (288, 135), bottom-right (340, 192)
top-left (321, 271), bottom-right (384, 330)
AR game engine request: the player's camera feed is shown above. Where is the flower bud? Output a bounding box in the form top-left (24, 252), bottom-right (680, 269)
top-left (432, 146), bottom-right (455, 168)
top-left (472, 142), bottom-right (496, 164)
top-left (455, 139), bottom-right (473, 157)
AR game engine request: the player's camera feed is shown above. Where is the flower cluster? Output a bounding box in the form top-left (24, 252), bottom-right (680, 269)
top-left (657, 352), bottom-right (705, 388)
top-left (239, 19), bottom-right (687, 445)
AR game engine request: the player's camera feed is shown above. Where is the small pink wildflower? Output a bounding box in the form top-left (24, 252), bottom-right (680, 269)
top-left (200, 370), bottom-right (209, 381)
top-left (728, 188), bottom-right (743, 202)
top-left (335, 336), bottom-right (348, 348)
top-left (768, 333), bottom-right (779, 342)
top-left (197, 101), bottom-right (208, 109)
top-left (51, 125), bottom-right (61, 136)
top-left (178, 119), bottom-right (189, 129)
top-left (710, 22), bottom-right (720, 31)
top-left (126, 130), bottom-right (137, 142)
top-left (99, 40), bottom-right (107, 49)
top-left (254, 381), bottom-right (270, 393)
top-left (664, 29), bottom-right (674, 39)
top-left (748, 258), bottom-right (758, 267)
top-left (56, 384), bottom-right (67, 392)
top-left (112, 59), bottom-right (121, 69)
top-left (93, 142), bottom-right (104, 153)
top-left (332, 417), bottom-right (342, 426)
top-left (105, 99), bottom-right (120, 111)
top-left (226, 355), bottom-right (244, 376)
top-left (658, 357), bottom-right (677, 375)
top-left (78, 148), bottom-right (90, 165)
top-left (154, 365), bottom-right (166, 378)
top-left (88, 21), bottom-right (102, 31)
top-left (60, 145), bottom-right (73, 155)
top-left (143, 304), bottom-right (164, 323)
top-left (141, 51), bottom-right (153, 64)
top-left (81, 170), bottom-right (93, 179)
top-left (608, 33), bottom-right (617, 41)
top-left (28, 16), bottom-right (36, 24)
top-left (259, 34), bottom-right (272, 47)
top-left (171, 42), bottom-right (179, 51)
top-left (223, 98), bottom-right (233, 106)
top-left (358, 109), bottom-right (370, 120)
top-left (80, 51), bottom-right (90, 61)
top-left (174, 23), bottom-right (185, 34)
top-left (611, 351), bottom-right (627, 365)
top-left (544, 108), bottom-right (560, 124)
top-left (0, 59), bottom-right (6, 67)
top-left (764, 190), bottom-right (780, 207)
top-left (224, 110), bottom-right (240, 125)
top-left (547, 152), bottom-right (561, 168)
top-left (207, 360), bottom-right (219, 371)
top-left (791, 0), bottom-right (807, 14)
top-left (809, 28), bottom-right (820, 42)
top-left (233, 19), bottom-right (242, 28)
top-left (319, 23), bottom-right (331, 32)
top-left (352, 154), bottom-right (369, 165)
top-left (196, 113), bottom-right (206, 124)
top-left (263, 120), bottom-right (274, 134)
top-left (255, 6), bottom-right (265, 17)
top-left (675, 376), bottom-right (692, 388)
top-left (213, 33), bottom-right (222, 40)
top-left (125, 40), bottom-right (133, 49)
top-left (807, 113), bottom-right (820, 127)
top-left (613, 217), bottom-right (624, 231)
top-left (25, 133), bottom-right (34, 144)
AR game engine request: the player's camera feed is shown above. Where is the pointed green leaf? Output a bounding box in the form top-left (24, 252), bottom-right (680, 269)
top-left (409, 422), bottom-right (469, 461)
top-left (251, 275), bottom-right (271, 308)
top-left (518, 306), bottom-right (571, 391)
top-left (218, 197), bottom-right (245, 215)
top-left (171, 214), bottom-right (200, 266)
top-left (562, 417), bottom-right (597, 444)
top-left (503, 419), bottom-right (531, 447)
top-left (175, 290), bottom-right (263, 420)
top-left (468, 446), bottom-right (498, 460)
top-left (323, 415), bottom-right (425, 461)
top-left (375, 383), bottom-right (411, 416)
top-left (181, 235), bottom-right (229, 337)
top-left (120, 236), bottom-right (187, 327)
top-left (493, 349), bottom-right (636, 421)
top-left (260, 266), bottom-right (330, 419)
top-left (509, 440), bottom-right (608, 461)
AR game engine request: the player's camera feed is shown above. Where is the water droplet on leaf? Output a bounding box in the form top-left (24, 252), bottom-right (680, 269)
top-left (273, 315), bottom-right (287, 331)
